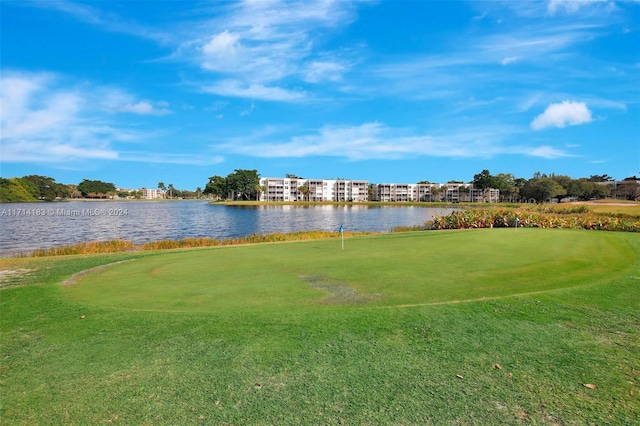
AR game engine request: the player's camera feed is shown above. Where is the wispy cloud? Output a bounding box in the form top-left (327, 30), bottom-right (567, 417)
top-left (177, 0), bottom-right (359, 101)
top-left (527, 145), bottom-right (575, 158)
top-left (201, 80), bottom-right (306, 102)
top-left (547, 0), bottom-right (612, 16)
top-left (530, 100), bottom-right (593, 130)
top-left (0, 71), bottom-right (179, 164)
top-left (118, 101), bottom-right (172, 116)
top-left (209, 122), bottom-right (574, 161)
top-left (364, 17), bottom-right (608, 104)
top-left (501, 56), bottom-right (520, 65)
top-left (28, 0), bottom-right (172, 44)
top-left (118, 152), bottom-right (225, 166)
top-left (477, 23), bottom-right (605, 65)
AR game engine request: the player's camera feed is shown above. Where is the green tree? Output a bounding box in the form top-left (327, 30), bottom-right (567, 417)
top-left (566, 178), bottom-right (607, 200)
top-left (521, 176), bottom-right (566, 203)
top-left (77, 179), bottom-right (116, 198)
top-left (257, 185), bottom-right (266, 201)
top-left (226, 169), bottom-right (260, 200)
top-left (204, 175), bottom-right (228, 199)
top-left (15, 177), bottom-right (39, 200)
top-left (298, 185), bottom-right (312, 201)
top-left (0, 178), bottom-right (37, 202)
top-left (458, 185), bottom-right (470, 202)
top-left (473, 169), bottom-right (498, 190)
top-left (588, 174), bottom-right (614, 182)
top-left (613, 178), bottom-right (640, 200)
top-left (21, 175), bottom-right (68, 201)
top-left (430, 185), bottom-right (441, 202)
top-left (493, 173), bottom-right (520, 202)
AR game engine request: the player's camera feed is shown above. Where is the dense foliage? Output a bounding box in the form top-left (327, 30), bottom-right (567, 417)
top-left (0, 175), bottom-right (69, 202)
top-left (204, 169), bottom-right (261, 200)
top-left (430, 208), bottom-right (640, 232)
top-left (77, 179), bottom-right (116, 198)
top-left (473, 170), bottom-right (619, 202)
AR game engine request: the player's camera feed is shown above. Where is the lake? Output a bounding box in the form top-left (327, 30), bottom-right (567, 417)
top-left (0, 201), bottom-right (455, 255)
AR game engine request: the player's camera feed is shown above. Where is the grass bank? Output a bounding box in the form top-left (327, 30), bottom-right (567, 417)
top-left (1, 229), bottom-right (639, 424)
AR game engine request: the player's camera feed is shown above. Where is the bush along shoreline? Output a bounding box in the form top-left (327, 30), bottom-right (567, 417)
top-left (13, 231), bottom-right (374, 258)
top-left (427, 209), bottom-right (640, 232)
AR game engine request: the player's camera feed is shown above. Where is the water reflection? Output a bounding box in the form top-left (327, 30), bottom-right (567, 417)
top-left (0, 201), bottom-right (455, 254)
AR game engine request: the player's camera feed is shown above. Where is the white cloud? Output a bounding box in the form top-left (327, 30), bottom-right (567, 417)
top-left (202, 30), bottom-right (240, 56)
top-left (305, 61), bottom-right (346, 83)
top-left (547, 0), bottom-right (611, 15)
top-left (0, 71), bottom-right (174, 164)
top-left (530, 100), bottom-right (593, 130)
top-left (201, 80), bottom-right (306, 102)
top-left (501, 56), bottom-right (519, 65)
top-left (118, 152), bottom-right (225, 166)
top-left (209, 122), bottom-right (573, 161)
top-left (97, 89), bottom-right (172, 115)
top-left (1, 140), bottom-right (118, 163)
top-left (29, 0), bottom-right (171, 44)
top-left (180, 0), bottom-right (358, 100)
top-left (240, 102), bottom-right (255, 117)
top-left (119, 101), bottom-right (172, 116)
top-left (201, 30), bottom-right (245, 72)
top-left (527, 145), bottom-right (574, 158)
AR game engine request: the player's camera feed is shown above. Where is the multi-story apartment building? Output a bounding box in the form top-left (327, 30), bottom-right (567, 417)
top-left (372, 183), bottom-right (499, 203)
top-left (259, 177), bottom-right (499, 203)
top-left (259, 178), bottom-right (369, 202)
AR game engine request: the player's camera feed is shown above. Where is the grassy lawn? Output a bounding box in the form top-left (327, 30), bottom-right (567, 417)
top-left (1, 229), bottom-right (639, 424)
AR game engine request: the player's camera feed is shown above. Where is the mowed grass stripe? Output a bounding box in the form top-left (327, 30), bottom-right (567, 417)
top-left (64, 228), bottom-right (634, 312)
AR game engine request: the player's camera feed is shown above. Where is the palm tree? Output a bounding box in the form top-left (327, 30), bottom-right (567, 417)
top-left (258, 185), bottom-right (266, 201)
top-left (430, 185), bottom-right (441, 202)
top-left (458, 185), bottom-right (470, 202)
top-left (298, 185), bottom-right (311, 202)
top-left (158, 182), bottom-right (166, 198)
top-left (167, 184), bottom-right (175, 199)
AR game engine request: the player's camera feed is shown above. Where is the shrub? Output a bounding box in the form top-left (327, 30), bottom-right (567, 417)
top-left (429, 209), bottom-right (640, 232)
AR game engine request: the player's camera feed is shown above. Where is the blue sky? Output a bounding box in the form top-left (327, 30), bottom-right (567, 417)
top-left (1, 0), bottom-right (639, 190)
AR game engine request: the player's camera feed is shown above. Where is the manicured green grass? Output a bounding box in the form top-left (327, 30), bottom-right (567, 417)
top-left (66, 228), bottom-right (632, 312)
top-left (1, 229), bottom-right (639, 424)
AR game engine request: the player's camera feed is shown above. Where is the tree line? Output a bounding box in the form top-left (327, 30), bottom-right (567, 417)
top-left (1, 170), bottom-right (638, 203)
top-left (0, 175), bottom-right (203, 202)
top-left (470, 170), bottom-right (639, 203)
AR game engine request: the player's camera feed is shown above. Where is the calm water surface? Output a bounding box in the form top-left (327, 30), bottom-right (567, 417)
top-left (0, 201), bottom-right (455, 255)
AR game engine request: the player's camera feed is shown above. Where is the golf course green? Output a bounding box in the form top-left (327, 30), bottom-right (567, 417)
top-left (66, 228), bottom-right (631, 312)
top-left (2, 228), bottom-right (639, 424)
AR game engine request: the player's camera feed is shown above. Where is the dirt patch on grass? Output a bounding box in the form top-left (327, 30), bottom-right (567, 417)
top-left (61, 259), bottom-right (136, 287)
top-left (0, 268), bottom-right (34, 288)
top-left (300, 275), bottom-right (383, 305)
